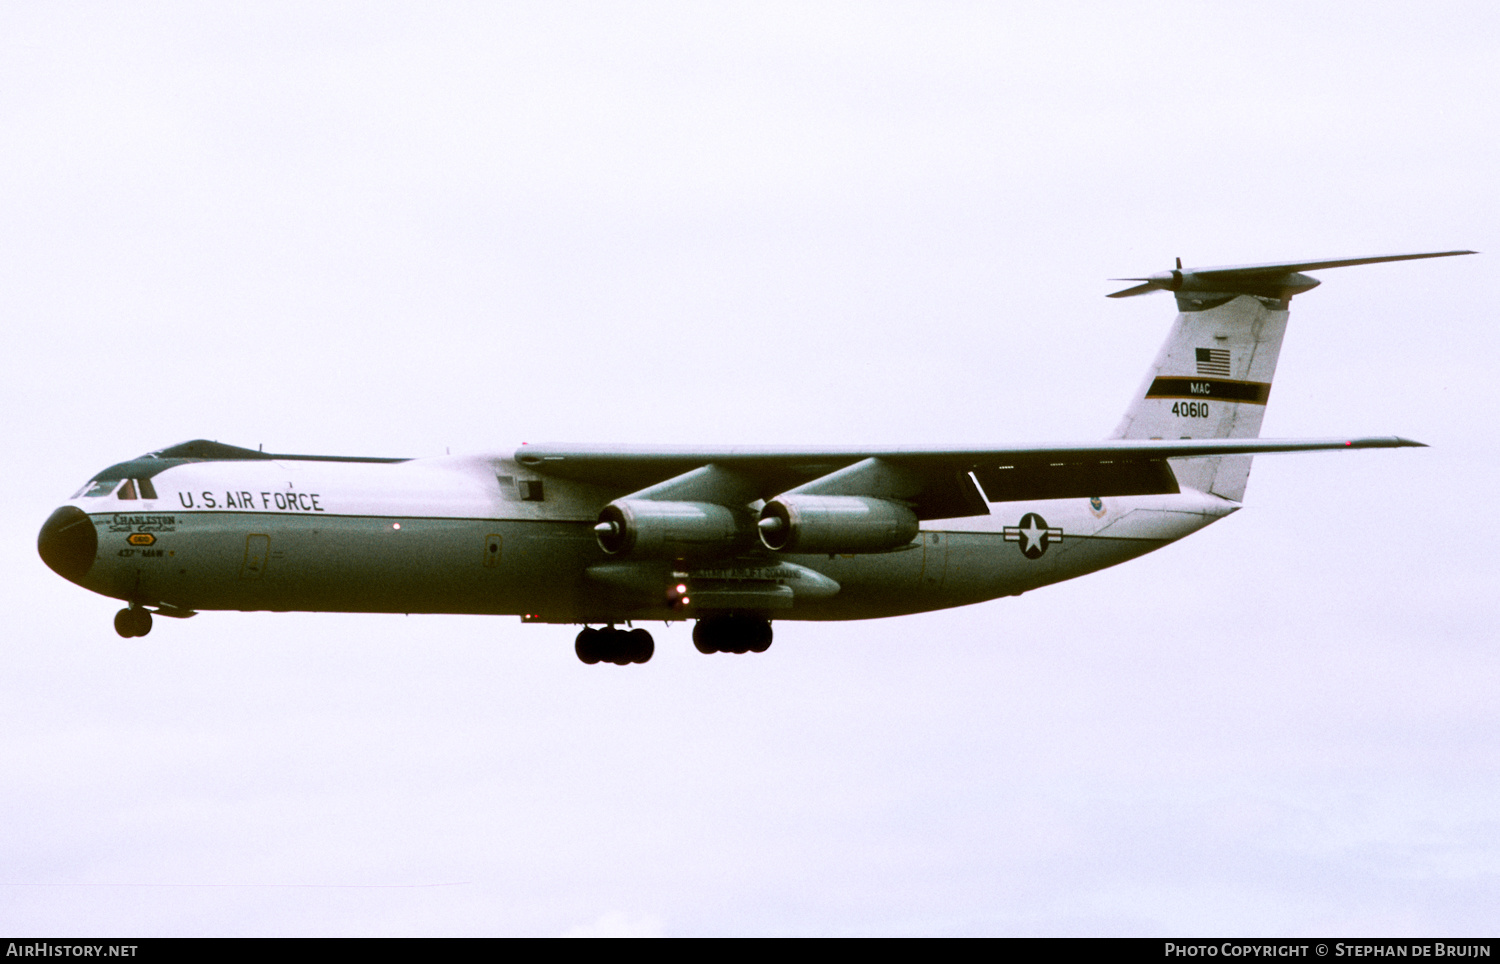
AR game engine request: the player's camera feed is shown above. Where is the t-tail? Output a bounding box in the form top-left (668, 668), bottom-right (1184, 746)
top-left (1108, 250), bottom-right (1473, 502)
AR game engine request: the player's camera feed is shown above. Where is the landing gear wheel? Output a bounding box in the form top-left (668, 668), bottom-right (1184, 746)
top-left (626, 628), bottom-right (654, 664)
top-left (692, 620), bottom-right (714, 654)
top-left (114, 608), bottom-right (152, 638)
top-left (748, 620), bottom-right (773, 653)
top-left (607, 628), bottom-right (632, 666)
top-left (575, 627), bottom-right (603, 664)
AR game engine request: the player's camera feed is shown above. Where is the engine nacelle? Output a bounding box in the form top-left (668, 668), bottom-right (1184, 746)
top-left (594, 499), bottom-right (752, 559)
top-left (757, 495), bottom-right (919, 554)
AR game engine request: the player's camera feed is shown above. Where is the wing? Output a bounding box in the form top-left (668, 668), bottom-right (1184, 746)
top-left (516, 436), bottom-right (1423, 518)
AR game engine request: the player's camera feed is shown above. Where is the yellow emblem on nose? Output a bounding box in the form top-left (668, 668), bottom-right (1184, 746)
top-left (127, 533), bottom-right (156, 546)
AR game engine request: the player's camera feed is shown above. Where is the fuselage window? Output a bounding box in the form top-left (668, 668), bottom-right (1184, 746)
top-left (118, 479), bottom-right (138, 500)
top-left (519, 479), bottom-right (545, 501)
top-left (137, 478), bottom-right (158, 500)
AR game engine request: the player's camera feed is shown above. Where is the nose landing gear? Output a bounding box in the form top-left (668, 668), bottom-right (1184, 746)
top-left (575, 626), bottom-right (654, 665)
top-left (113, 607), bottom-right (153, 638)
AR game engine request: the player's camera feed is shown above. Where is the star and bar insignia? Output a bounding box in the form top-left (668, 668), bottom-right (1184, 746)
top-left (1003, 512), bottom-right (1064, 559)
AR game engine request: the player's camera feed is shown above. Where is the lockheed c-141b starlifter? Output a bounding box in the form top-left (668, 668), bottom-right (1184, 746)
top-left (39, 250), bottom-right (1470, 663)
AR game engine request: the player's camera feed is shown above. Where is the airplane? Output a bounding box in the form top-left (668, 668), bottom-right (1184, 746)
top-left (38, 250), bottom-right (1472, 664)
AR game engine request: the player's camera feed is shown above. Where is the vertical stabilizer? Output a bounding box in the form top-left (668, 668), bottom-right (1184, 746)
top-left (1111, 294), bottom-right (1287, 501)
top-left (1106, 250), bottom-right (1473, 502)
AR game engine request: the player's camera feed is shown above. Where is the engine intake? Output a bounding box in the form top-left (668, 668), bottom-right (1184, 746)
top-left (594, 499), bottom-right (752, 559)
top-left (757, 495), bottom-right (918, 554)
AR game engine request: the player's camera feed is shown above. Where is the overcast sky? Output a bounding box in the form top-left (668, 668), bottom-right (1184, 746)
top-left (3, 1), bottom-right (1497, 937)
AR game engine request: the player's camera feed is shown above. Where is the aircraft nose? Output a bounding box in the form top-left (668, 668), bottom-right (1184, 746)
top-left (38, 505), bottom-right (98, 583)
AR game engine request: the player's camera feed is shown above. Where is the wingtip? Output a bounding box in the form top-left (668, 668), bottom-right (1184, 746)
top-left (1106, 281), bottom-right (1158, 299)
top-left (1346, 436), bottom-right (1429, 449)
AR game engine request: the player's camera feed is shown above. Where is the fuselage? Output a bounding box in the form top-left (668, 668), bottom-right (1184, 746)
top-left (39, 448), bottom-right (1236, 625)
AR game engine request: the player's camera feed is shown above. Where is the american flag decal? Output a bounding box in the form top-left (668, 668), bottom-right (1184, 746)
top-left (1196, 347), bottom-right (1231, 376)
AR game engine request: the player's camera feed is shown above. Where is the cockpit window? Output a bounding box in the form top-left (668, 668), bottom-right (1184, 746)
top-left (72, 477), bottom-right (158, 500)
top-left (76, 479), bottom-right (121, 498)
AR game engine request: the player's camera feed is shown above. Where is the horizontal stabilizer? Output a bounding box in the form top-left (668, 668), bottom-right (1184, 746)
top-left (1107, 250), bottom-right (1475, 300)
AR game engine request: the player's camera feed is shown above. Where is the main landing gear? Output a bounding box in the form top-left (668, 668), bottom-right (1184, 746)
top-left (575, 626), bottom-right (654, 665)
top-left (693, 614), bottom-right (772, 655)
top-left (573, 616), bottom-right (774, 664)
top-left (114, 607), bottom-right (152, 638)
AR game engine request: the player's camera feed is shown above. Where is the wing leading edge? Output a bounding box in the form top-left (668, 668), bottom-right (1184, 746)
top-left (516, 437), bottom-right (1422, 517)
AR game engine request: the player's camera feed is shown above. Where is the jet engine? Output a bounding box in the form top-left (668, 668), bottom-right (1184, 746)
top-left (756, 495), bottom-right (918, 554)
top-left (594, 499), bottom-right (753, 559)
